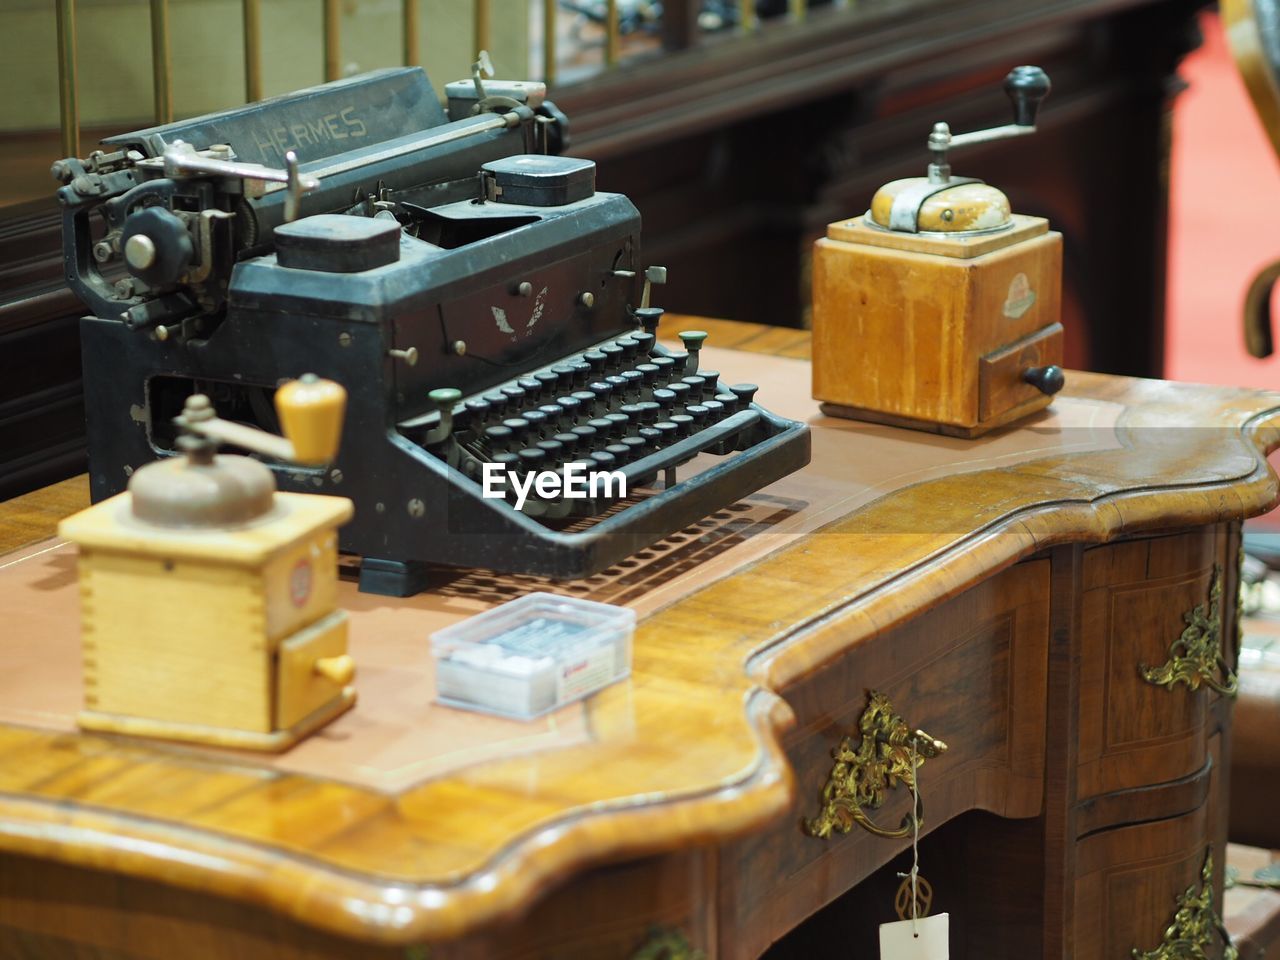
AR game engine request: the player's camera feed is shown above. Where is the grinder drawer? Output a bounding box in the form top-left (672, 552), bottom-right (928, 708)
top-left (978, 322), bottom-right (1063, 421)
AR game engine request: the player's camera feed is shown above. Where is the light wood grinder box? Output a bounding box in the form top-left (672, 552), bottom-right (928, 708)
top-left (813, 66), bottom-right (1067, 438)
top-left (58, 375), bottom-right (358, 751)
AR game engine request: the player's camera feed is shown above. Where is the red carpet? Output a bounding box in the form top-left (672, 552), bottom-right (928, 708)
top-left (1168, 12), bottom-right (1280, 391)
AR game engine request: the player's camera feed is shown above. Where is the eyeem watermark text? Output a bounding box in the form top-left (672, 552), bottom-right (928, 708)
top-left (481, 462), bottom-right (627, 512)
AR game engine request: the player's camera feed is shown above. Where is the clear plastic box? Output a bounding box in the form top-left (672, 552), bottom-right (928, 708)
top-left (430, 593), bottom-right (635, 719)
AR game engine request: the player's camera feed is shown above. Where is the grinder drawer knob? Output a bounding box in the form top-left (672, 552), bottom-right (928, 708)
top-left (1023, 364), bottom-right (1065, 396)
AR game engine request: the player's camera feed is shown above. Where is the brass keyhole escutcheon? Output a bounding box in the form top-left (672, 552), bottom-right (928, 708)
top-left (803, 691), bottom-right (946, 841)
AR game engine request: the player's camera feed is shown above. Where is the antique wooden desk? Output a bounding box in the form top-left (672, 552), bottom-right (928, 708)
top-left (1, 320), bottom-right (1277, 959)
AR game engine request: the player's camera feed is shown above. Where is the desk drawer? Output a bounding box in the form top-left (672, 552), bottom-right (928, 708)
top-left (1074, 735), bottom-right (1227, 960)
top-left (1077, 529), bottom-right (1234, 800)
top-left (718, 561), bottom-right (1050, 960)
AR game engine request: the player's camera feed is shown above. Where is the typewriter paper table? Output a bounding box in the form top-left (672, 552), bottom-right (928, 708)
top-left (1, 320), bottom-right (1277, 960)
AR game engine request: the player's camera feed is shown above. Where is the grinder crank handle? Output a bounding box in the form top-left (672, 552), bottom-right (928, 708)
top-left (1004, 66), bottom-right (1052, 128)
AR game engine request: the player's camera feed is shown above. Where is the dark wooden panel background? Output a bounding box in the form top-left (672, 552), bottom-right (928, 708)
top-left (0, 0), bottom-right (1206, 500)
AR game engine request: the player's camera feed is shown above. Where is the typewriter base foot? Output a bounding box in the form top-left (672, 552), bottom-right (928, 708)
top-left (358, 557), bottom-right (431, 597)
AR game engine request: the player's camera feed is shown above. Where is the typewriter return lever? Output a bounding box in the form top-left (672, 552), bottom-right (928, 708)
top-left (155, 141), bottom-right (320, 222)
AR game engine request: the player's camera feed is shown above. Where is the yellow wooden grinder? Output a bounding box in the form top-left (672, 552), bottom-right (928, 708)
top-left (59, 375), bottom-right (357, 751)
top-left (812, 66), bottom-right (1066, 438)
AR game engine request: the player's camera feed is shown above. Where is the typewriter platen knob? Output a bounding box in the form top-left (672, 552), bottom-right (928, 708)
top-left (121, 207), bottom-right (193, 287)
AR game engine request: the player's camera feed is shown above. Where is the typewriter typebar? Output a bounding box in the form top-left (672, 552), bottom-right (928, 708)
top-left (56, 66), bottom-right (811, 596)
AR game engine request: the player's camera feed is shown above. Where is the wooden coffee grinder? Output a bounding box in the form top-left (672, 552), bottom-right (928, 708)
top-left (812, 66), bottom-right (1066, 437)
top-left (59, 375), bottom-right (357, 751)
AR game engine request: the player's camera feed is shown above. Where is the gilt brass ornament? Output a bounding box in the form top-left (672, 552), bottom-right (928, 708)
top-left (1140, 564), bottom-right (1239, 698)
top-left (631, 927), bottom-right (705, 960)
top-left (803, 691), bottom-right (947, 840)
top-left (1131, 851), bottom-right (1237, 960)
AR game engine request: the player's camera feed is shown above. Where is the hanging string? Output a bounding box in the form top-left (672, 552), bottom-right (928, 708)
top-left (897, 737), bottom-right (922, 936)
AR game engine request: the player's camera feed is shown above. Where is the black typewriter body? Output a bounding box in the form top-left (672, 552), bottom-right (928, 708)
top-left (58, 67), bottom-right (810, 595)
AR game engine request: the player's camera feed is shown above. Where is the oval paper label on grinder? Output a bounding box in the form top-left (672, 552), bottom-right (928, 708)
top-left (290, 558), bottom-right (313, 607)
top-left (1003, 272), bottom-right (1036, 319)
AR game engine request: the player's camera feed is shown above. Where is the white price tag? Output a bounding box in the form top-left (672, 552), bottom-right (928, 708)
top-left (879, 912), bottom-right (949, 959)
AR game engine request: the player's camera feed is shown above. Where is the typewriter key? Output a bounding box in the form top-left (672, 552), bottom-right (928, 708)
top-left (715, 392), bottom-right (739, 414)
top-left (681, 375), bottom-right (707, 402)
top-left (536, 439), bottom-right (564, 460)
top-left (631, 331), bottom-right (655, 355)
top-left (600, 343), bottom-right (624, 368)
top-left (518, 377), bottom-right (541, 397)
top-left (522, 410), bottom-right (550, 437)
top-left (589, 450), bottom-right (617, 469)
top-left (583, 350), bottom-right (607, 373)
top-left (553, 432), bottom-right (580, 454)
top-left (588, 381), bottom-right (613, 413)
top-left (463, 398), bottom-right (492, 427)
top-left (633, 306), bottom-right (663, 335)
top-left (616, 337), bottom-right (640, 362)
top-left (729, 383), bottom-right (759, 406)
top-left (701, 399), bottom-right (725, 421)
top-left (621, 436), bottom-right (648, 456)
top-left (634, 401), bottom-right (661, 423)
top-left (502, 417), bottom-right (530, 439)
top-left (667, 382), bottom-right (691, 406)
top-left (686, 404), bottom-right (710, 427)
top-left (556, 396), bottom-right (582, 424)
top-left (697, 370), bottom-right (720, 394)
top-left (571, 424), bottom-right (598, 445)
top-left (535, 370), bottom-right (559, 395)
top-left (635, 362), bottom-right (659, 387)
top-left (653, 421), bottom-right (679, 444)
top-left (501, 385), bottom-right (527, 406)
top-left (670, 413), bottom-right (695, 438)
top-left (484, 425), bottom-right (515, 454)
top-left (620, 369), bottom-right (644, 400)
top-left (517, 447), bottom-right (546, 469)
top-left (650, 356), bottom-right (676, 383)
top-left (652, 388), bottom-right (676, 413)
top-left (678, 330), bottom-right (707, 349)
top-left (603, 412), bottom-right (630, 438)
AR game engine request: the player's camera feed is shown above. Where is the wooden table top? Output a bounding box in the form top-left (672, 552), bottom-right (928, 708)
top-left (2, 318), bottom-right (1279, 945)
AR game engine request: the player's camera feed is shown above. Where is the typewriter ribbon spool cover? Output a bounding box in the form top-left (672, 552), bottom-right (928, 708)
top-left (56, 66), bottom-right (811, 597)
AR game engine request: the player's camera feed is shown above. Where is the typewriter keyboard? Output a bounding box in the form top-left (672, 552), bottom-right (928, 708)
top-left (400, 328), bottom-right (773, 520)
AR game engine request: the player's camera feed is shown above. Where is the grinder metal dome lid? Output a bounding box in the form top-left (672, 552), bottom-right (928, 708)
top-left (868, 176), bottom-right (1012, 235)
top-left (864, 66), bottom-right (1051, 237)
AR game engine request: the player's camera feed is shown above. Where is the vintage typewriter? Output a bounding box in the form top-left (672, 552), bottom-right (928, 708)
top-left (53, 63), bottom-right (810, 595)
